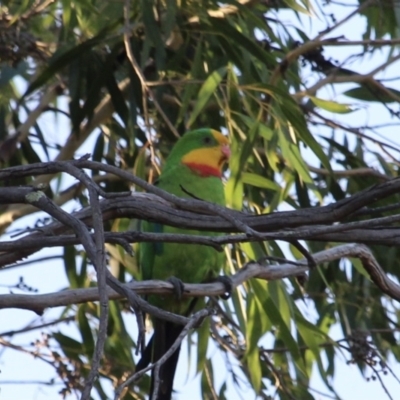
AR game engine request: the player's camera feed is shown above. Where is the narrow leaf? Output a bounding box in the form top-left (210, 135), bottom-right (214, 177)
top-left (309, 96), bottom-right (354, 114)
top-left (187, 66), bottom-right (227, 127)
top-left (344, 86), bottom-right (400, 103)
top-left (242, 172), bottom-right (280, 191)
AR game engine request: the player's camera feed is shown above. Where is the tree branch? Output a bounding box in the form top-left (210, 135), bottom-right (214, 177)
top-left (1, 158), bottom-right (400, 271)
top-left (1, 244), bottom-right (399, 319)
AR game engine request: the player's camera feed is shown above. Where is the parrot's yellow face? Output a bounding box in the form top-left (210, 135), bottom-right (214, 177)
top-left (181, 130), bottom-right (230, 177)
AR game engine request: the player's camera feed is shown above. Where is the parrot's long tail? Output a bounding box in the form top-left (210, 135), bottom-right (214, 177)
top-left (136, 319), bottom-right (183, 400)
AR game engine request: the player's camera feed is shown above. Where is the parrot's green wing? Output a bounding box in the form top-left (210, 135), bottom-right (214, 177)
top-left (139, 220), bottom-right (164, 282)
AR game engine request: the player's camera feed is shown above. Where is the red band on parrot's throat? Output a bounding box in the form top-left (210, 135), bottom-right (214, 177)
top-left (183, 162), bottom-right (222, 178)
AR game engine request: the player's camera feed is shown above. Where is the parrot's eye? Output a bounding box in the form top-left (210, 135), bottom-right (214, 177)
top-left (203, 136), bottom-right (212, 145)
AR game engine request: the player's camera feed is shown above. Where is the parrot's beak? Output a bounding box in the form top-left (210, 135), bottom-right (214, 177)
top-left (221, 144), bottom-right (231, 159)
top-left (219, 143), bottom-right (231, 166)
top-left (210, 130), bottom-right (230, 168)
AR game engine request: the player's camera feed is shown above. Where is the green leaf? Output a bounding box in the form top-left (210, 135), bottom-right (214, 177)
top-left (52, 332), bottom-right (83, 361)
top-left (309, 96), bottom-right (354, 114)
top-left (177, 39), bottom-right (204, 124)
top-left (207, 18), bottom-right (276, 69)
top-left (196, 317), bottom-right (210, 374)
top-left (60, 0), bottom-right (72, 34)
top-left (262, 282), bottom-right (307, 375)
top-left (23, 27), bottom-right (112, 98)
top-left (242, 172), bottom-right (280, 191)
top-left (228, 280), bottom-right (248, 335)
top-left (239, 242), bottom-right (265, 261)
top-left (266, 294), bottom-right (306, 374)
top-left (295, 313), bottom-right (324, 359)
top-left (78, 305), bottom-right (95, 357)
top-left (218, 382), bottom-right (227, 400)
top-left (295, 310), bottom-right (338, 394)
top-left (258, 123), bottom-right (274, 141)
top-left (247, 346), bottom-right (262, 393)
top-left (246, 287), bottom-right (268, 356)
top-left (280, 105), bottom-right (332, 172)
top-left (351, 257), bottom-right (372, 280)
top-left (283, 0), bottom-right (312, 14)
top-left (343, 86), bottom-right (400, 103)
top-left (225, 132), bottom-right (244, 210)
top-left (63, 245), bottom-right (78, 288)
top-left (77, 256), bottom-right (88, 288)
top-left (187, 66), bottom-right (227, 127)
top-left (93, 132), bottom-right (105, 163)
top-left (104, 302), bottom-right (135, 366)
top-left (200, 359), bottom-right (214, 398)
top-left (141, 0), bottom-right (166, 70)
top-left (237, 121), bottom-right (259, 182)
top-left (20, 137), bottom-right (42, 164)
top-left (278, 129), bottom-right (313, 184)
top-left (105, 67), bottom-right (129, 127)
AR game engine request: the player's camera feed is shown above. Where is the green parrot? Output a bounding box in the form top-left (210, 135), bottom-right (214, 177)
top-left (136, 128), bottom-right (230, 400)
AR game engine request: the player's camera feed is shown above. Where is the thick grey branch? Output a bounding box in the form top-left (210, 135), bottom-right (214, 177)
top-left (1, 244), bottom-right (398, 320)
top-left (1, 159), bottom-right (400, 236)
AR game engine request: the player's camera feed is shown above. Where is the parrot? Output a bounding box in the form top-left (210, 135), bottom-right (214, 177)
top-left (136, 128), bottom-right (230, 400)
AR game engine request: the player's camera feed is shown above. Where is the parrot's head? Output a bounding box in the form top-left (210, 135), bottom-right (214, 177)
top-left (165, 129), bottom-right (230, 178)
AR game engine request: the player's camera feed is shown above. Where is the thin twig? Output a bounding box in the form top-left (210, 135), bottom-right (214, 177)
top-left (315, 0), bottom-right (376, 40)
top-left (81, 170), bottom-right (109, 400)
top-left (0, 316), bottom-right (75, 337)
